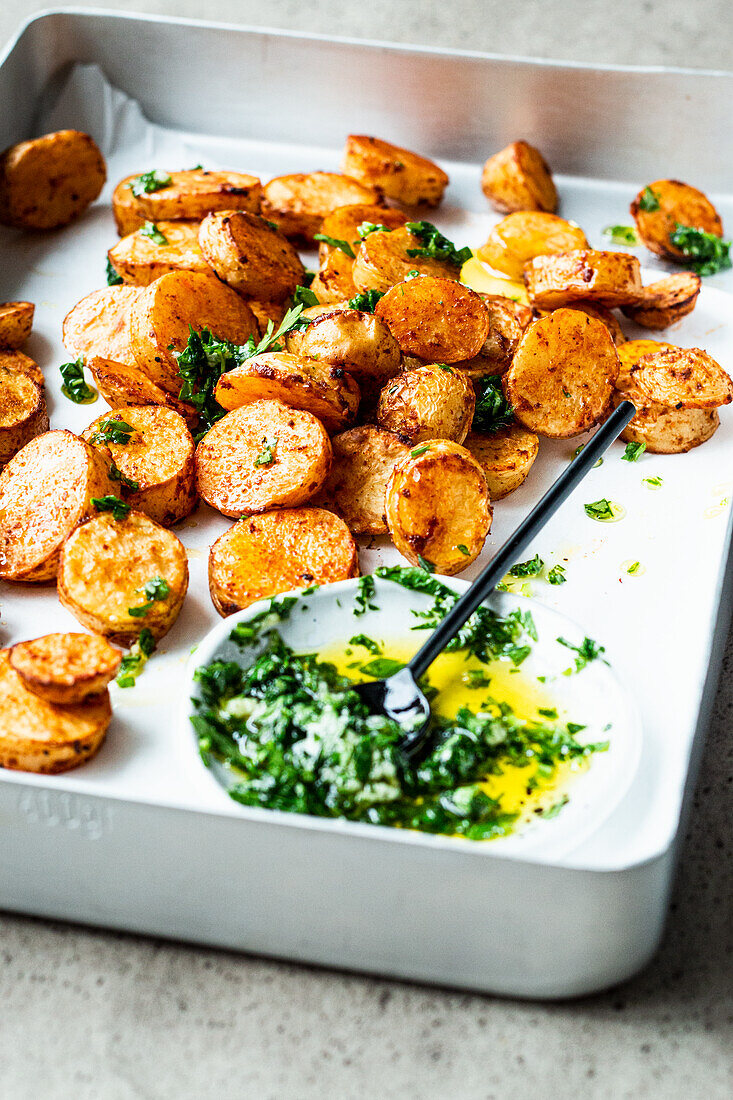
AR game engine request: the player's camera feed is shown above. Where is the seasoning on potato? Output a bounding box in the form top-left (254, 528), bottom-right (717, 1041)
top-left (107, 220), bottom-right (211, 286)
top-left (630, 179), bottom-right (724, 262)
top-left (564, 301), bottom-right (627, 346)
top-left (376, 363), bottom-right (475, 444)
top-left (341, 135), bottom-right (449, 207)
top-left (112, 168), bottom-right (262, 235)
top-left (0, 366), bottom-right (49, 469)
top-left (261, 172), bottom-right (381, 242)
top-left (629, 347), bottom-right (733, 410)
top-left (621, 272), bottom-right (701, 330)
top-left (310, 248), bottom-right (359, 304)
top-left (0, 130), bottom-right (106, 230)
top-left (0, 301), bottom-right (34, 349)
top-left (0, 349), bottom-right (44, 388)
top-left (9, 633), bottom-right (122, 705)
top-left (478, 212), bottom-right (588, 280)
top-left (481, 140), bottom-right (557, 214)
top-left (352, 226), bottom-right (463, 294)
top-left (88, 356), bottom-right (196, 422)
top-left (375, 277), bottom-right (490, 363)
top-left (464, 425), bottom-right (539, 500)
top-left (322, 425), bottom-right (411, 535)
top-left (199, 211), bottom-right (305, 302)
top-left (524, 250), bottom-right (643, 309)
top-left (63, 285), bottom-right (142, 366)
top-left (298, 309), bottom-right (402, 404)
top-left (317, 203), bottom-right (408, 263)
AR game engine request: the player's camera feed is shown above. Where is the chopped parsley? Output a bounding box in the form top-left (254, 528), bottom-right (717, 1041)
top-left (472, 375), bottom-right (514, 434)
top-left (116, 628), bottom-right (156, 688)
top-left (139, 221), bottom-right (168, 245)
top-left (357, 222), bottom-right (392, 239)
top-left (626, 561), bottom-right (642, 575)
top-left (404, 221), bottom-right (472, 267)
top-left (128, 576), bottom-right (171, 618)
top-left (557, 635), bottom-right (606, 672)
top-left (347, 289), bottom-right (384, 312)
top-left (358, 657), bottom-right (405, 679)
top-left (602, 225), bottom-right (639, 246)
top-left (638, 186), bottom-right (660, 212)
top-left (253, 436), bottom-right (278, 467)
top-left (313, 233), bottom-right (355, 258)
top-left (668, 224), bottom-right (731, 276)
top-left (106, 257), bottom-right (123, 286)
top-left (92, 495), bottom-right (130, 521)
top-left (410, 445), bottom-right (431, 458)
top-left (349, 634), bottom-right (382, 655)
top-left (643, 476), bottom-right (663, 489)
top-left (91, 418), bottom-right (135, 446)
top-left (547, 564), bottom-right (567, 586)
top-left (622, 441), bottom-right (646, 462)
top-left (417, 555), bottom-right (436, 574)
top-left (509, 555), bottom-right (544, 578)
top-left (128, 170), bottom-right (172, 197)
top-left (59, 358), bottom-right (97, 404)
top-left (456, 544), bottom-right (470, 556)
top-left (293, 284), bottom-right (320, 308)
top-left (354, 575), bottom-right (378, 617)
top-left (584, 498), bottom-right (623, 522)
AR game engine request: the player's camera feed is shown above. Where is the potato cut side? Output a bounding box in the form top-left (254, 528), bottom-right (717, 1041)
top-left (196, 400), bottom-right (332, 517)
top-left (376, 364), bottom-right (475, 444)
top-left (630, 179), bottom-right (723, 260)
top-left (310, 249), bottom-right (359, 304)
top-left (209, 507), bottom-right (359, 615)
top-left (524, 250), bottom-right (643, 309)
top-left (0, 366), bottom-right (49, 469)
top-left (352, 226), bottom-right (461, 293)
top-left (481, 141), bottom-right (557, 214)
top-left (129, 271), bottom-right (258, 395)
top-left (614, 393), bottom-right (719, 454)
top-left (616, 339), bottom-right (678, 375)
top-left (317, 203), bottom-right (408, 262)
top-left (215, 351), bottom-right (360, 435)
top-left (88, 356), bottom-right (196, 423)
top-left (385, 440), bottom-right (491, 574)
top-left (108, 220), bottom-right (211, 285)
top-left (63, 285), bottom-right (141, 366)
top-left (0, 650), bottom-right (111, 774)
top-left (83, 406), bottom-right (197, 526)
top-left (478, 212), bottom-right (588, 280)
top-left (341, 135), bottom-right (449, 207)
top-left (504, 309), bottom-right (620, 438)
top-left (0, 430), bottom-right (115, 583)
top-left (0, 349), bottom-right (44, 388)
top-left (112, 169), bottom-right (262, 235)
top-left (564, 301), bottom-right (627, 346)
top-left (298, 309), bottom-right (402, 405)
top-left (621, 272), bottom-right (701, 330)
top-left (0, 301), bottom-right (34, 348)
top-left (261, 172), bottom-right (381, 242)
top-left (464, 425), bottom-right (539, 500)
top-left (198, 211), bottom-right (305, 302)
top-left (58, 510), bottom-right (188, 645)
top-left (9, 633), bottom-right (121, 705)
top-left (323, 425), bottom-right (411, 535)
top-left (630, 347), bottom-right (733, 410)
top-left (0, 130), bottom-right (106, 230)
top-left (375, 277), bottom-right (490, 363)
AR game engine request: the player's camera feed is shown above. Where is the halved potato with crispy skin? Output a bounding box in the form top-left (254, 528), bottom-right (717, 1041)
top-left (0, 349), bottom-right (44, 388)
top-left (261, 172), bottom-right (381, 242)
top-left (0, 130), bottom-right (106, 230)
top-left (58, 510), bottom-right (188, 645)
top-left (129, 271), bottom-right (258, 395)
top-left (9, 633), bottom-right (121, 705)
top-left (621, 272), bottom-right (701, 330)
top-left (564, 302), bottom-right (627, 346)
top-left (108, 221), bottom-right (210, 286)
top-left (478, 213), bottom-right (587, 280)
top-left (630, 179), bottom-right (723, 260)
top-left (113, 169), bottom-right (262, 235)
top-left (196, 400), bottom-right (331, 517)
top-left (612, 389), bottom-right (719, 454)
top-left (88, 356), bottom-right (196, 423)
top-left (341, 136), bottom-right (449, 207)
top-left (375, 277), bottom-right (490, 363)
top-left (385, 440), bottom-right (491, 574)
top-left (505, 309), bottom-right (620, 438)
top-left (322, 425), bottom-right (411, 535)
top-left (0, 301), bottom-right (34, 348)
top-left (0, 430), bottom-right (115, 583)
top-left (284, 304), bottom-right (346, 355)
top-left (464, 425), bottom-right (539, 500)
top-left (0, 366), bottom-right (49, 469)
top-left (0, 650), bottom-right (111, 774)
top-left (352, 226), bottom-right (461, 293)
top-left (630, 347), bottom-right (733, 410)
top-left (310, 248), bottom-right (359, 304)
top-left (617, 339), bottom-right (677, 374)
top-left (481, 141), bottom-right (557, 214)
top-left (198, 211), bottom-right (305, 302)
top-left (63, 285), bottom-right (141, 365)
top-left (377, 364), bottom-right (475, 444)
top-left (83, 406), bottom-right (197, 526)
top-left (209, 507), bottom-right (359, 616)
top-left (298, 309), bottom-right (402, 404)
top-left (524, 251), bottom-right (643, 309)
top-left (317, 203), bottom-right (408, 262)
top-left (215, 351), bottom-right (359, 435)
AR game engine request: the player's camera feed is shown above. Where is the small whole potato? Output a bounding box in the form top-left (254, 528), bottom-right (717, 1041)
top-left (198, 211), bottom-right (305, 301)
top-left (630, 179), bottom-right (723, 261)
top-left (0, 130), bottom-right (106, 229)
top-left (481, 140), bottom-right (557, 214)
top-left (377, 364), bottom-right (475, 444)
top-left (478, 212), bottom-right (588, 280)
top-left (341, 135), bottom-right (449, 207)
top-left (298, 309), bottom-right (402, 404)
top-left (375, 277), bottom-right (490, 363)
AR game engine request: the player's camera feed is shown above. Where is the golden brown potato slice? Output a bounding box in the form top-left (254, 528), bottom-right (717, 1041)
top-left (352, 226), bottom-right (461, 293)
top-left (198, 211), bottom-right (305, 302)
top-left (83, 406), bottom-right (197, 526)
top-left (478, 212), bottom-right (588, 280)
top-left (0, 130), bottom-right (106, 230)
top-left (58, 510), bottom-right (188, 645)
top-left (376, 364), bottom-right (475, 444)
top-left (129, 271), bottom-right (258, 395)
top-left (310, 249), bottom-right (359, 304)
top-left (317, 203), bottom-right (408, 262)
top-left (0, 349), bottom-right (44, 388)
top-left (524, 250), bottom-right (643, 309)
top-left (504, 309), bottom-right (620, 438)
top-left (0, 301), bottom-right (34, 349)
top-left (621, 272), bottom-right (701, 330)
top-left (0, 430), bottom-right (115, 583)
top-left (322, 425), bottom-right (411, 535)
top-left (375, 277), bottom-right (490, 363)
top-left (456, 295), bottom-right (535, 379)
top-left (298, 309), bottom-right (402, 404)
top-left (629, 347), bottom-right (733, 410)
top-left (564, 301), bottom-right (627, 346)
top-left (209, 507), bottom-right (359, 616)
top-left (464, 425), bottom-right (539, 500)
top-left (385, 440), bottom-right (491, 574)
top-left (215, 351), bottom-right (359, 435)
top-left (617, 339), bottom-right (677, 374)
top-left (0, 366), bottom-right (49, 469)
top-left (341, 135), bottom-right (449, 207)
top-left (88, 356), bottom-right (196, 423)
top-left (112, 169), bottom-right (262, 235)
top-left (0, 650), bottom-right (111, 774)
top-left (630, 179), bottom-right (723, 260)
top-left (107, 221), bottom-right (210, 286)
top-left (196, 400), bottom-right (331, 517)
top-left (9, 633), bottom-right (121, 705)
top-left (481, 141), bottom-right (557, 214)
top-left (612, 390), bottom-right (719, 454)
top-left (261, 172), bottom-right (381, 242)
top-left (63, 285), bottom-right (141, 365)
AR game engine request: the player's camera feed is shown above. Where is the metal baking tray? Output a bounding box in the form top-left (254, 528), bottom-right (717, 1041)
top-left (1, 9), bottom-right (733, 998)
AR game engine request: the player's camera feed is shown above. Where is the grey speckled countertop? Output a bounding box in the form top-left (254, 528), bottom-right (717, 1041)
top-left (1, 3), bottom-right (732, 1097)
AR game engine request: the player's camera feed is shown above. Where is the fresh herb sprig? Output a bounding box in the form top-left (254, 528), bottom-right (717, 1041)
top-left (347, 289), bottom-right (384, 312)
top-left (128, 576), bottom-right (170, 618)
top-left (622, 441), bottom-right (646, 462)
top-left (509, 555), bottom-right (544, 578)
top-left (557, 635), bottom-right (607, 672)
top-left (313, 233), bottom-right (355, 258)
top-left (472, 375), bottom-right (515, 434)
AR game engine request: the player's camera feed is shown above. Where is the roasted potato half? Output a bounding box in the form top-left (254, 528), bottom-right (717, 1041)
top-left (630, 347), bottom-right (733, 410)
top-left (261, 172), bottom-right (381, 242)
top-left (375, 277), bottom-right (490, 363)
top-left (323, 425), bottom-right (411, 535)
top-left (352, 226), bottom-right (461, 293)
top-left (88, 356), bottom-right (196, 423)
top-left (9, 633), bottom-right (121, 705)
top-left (564, 301), bottom-right (627, 346)
top-left (505, 309), bottom-right (620, 438)
top-left (113, 169), bottom-right (262, 235)
top-left (524, 250), bottom-right (643, 309)
top-left (317, 203), bottom-right (408, 262)
top-left (612, 390), bottom-right (719, 454)
top-left (481, 141), bottom-right (557, 214)
top-left (83, 406), bottom-right (197, 526)
top-left (464, 425), bottom-right (539, 500)
top-left (198, 211), bottom-right (305, 302)
top-left (376, 364), bottom-right (475, 444)
top-left (58, 510), bottom-right (188, 645)
top-left (107, 221), bottom-right (210, 286)
top-left (0, 365), bottom-right (49, 469)
top-left (129, 271), bottom-right (258, 395)
top-left (478, 213), bottom-right (588, 280)
top-left (284, 304), bottom-right (348, 355)
top-left (0, 430), bottom-right (115, 583)
top-left (0, 650), bottom-right (111, 774)
top-left (298, 309), bottom-right (402, 404)
top-left (63, 285), bottom-right (141, 366)
top-left (0, 130), bottom-right (106, 230)
top-left (196, 400), bottom-right (331, 517)
top-left (630, 179), bottom-right (723, 260)
top-left (209, 507), bottom-right (359, 616)
top-left (0, 301), bottom-right (34, 349)
top-left (310, 248), bottom-right (359, 304)
top-left (341, 135), bottom-right (449, 207)
top-left (0, 349), bottom-right (44, 388)
top-left (385, 440), bottom-right (491, 574)
top-left (621, 272), bottom-right (701, 330)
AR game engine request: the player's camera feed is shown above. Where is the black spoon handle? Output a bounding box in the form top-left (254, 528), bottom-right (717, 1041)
top-left (408, 400), bottom-right (637, 681)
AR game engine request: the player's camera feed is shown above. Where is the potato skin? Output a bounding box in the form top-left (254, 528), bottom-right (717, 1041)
top-left (630, 347), bottom-right (733, 410)
top-left (0, 130), bottom-right (106, 230)
top-left (323, 425), bottom-right (411, 535)
top-left (630, 179), bottom-right (723, 260)
top-left (375, 277), bottom-right (490, 363)
top-left (341, 135), bottom-right (449, 207)
top-left (352, 226), bottom-right (461, 293)
top-left (0, 650), bottom-right (111, 774)
top-left (481, 141), bottom-right (557, 214)
top-left (464, 425), bottom-right (539, 500)
top-left (209, 507), bottom-right (359, 616)
top-left (621, 272), bottom-right (701, 330)
top-left (0, 301), bottom-right (34, 348)
top-left (504, 309), bottom-right (620, 438)
top-left (88, 356), bottom-right (196, 423)
top-left (113, 169), bottom-right (262, 235)
top-left (385, 440), bottom-right (491, 574)
top-left (0, 366), bottom-right (49, 469)
top-left (198, 211), bottom-right (304, 302)
top-left (0, 349), bottom-right (44, 388)
top-left (196, 400), bottom-right (332, 517)
top-left (58, 510), bottom-right (189, 646)
top-left (524, 250), bottom-right (643, 309)
top-left (310, 249), bottom-right (359, 304)
top-left (9, 633), bottom-right (121, 705)
top-left (377, 364), bottom-right (475, 444)
top-left (298, 309), bottom-right (402, 404)
top-left (317, 203), bottom-right (408, 263)
top-left (478, 213), bottom-right (588, 280)
top-left (108, 221), bottom-right (210, 286)
top-left (261, 172), bottom-right (381, 242)
top-left (63, 286), bottom-right (141, 366)
top-left (0, 430), bottom-right (116, 583)
top-left (456, 295), bottom-right (535, 379)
